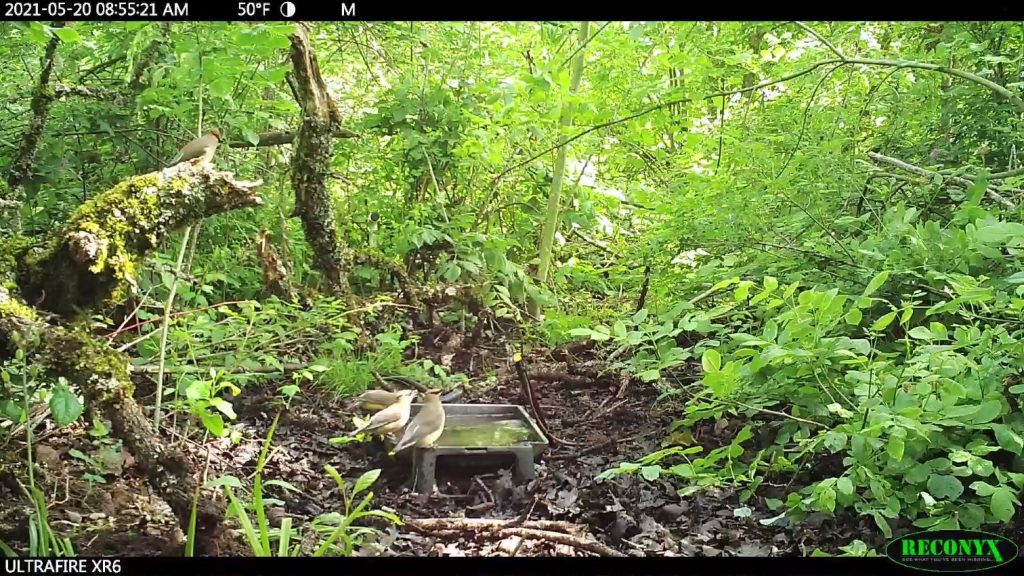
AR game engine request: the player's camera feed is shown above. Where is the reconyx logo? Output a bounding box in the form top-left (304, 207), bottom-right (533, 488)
top-left (885, 530), bottom-right (1018, 572)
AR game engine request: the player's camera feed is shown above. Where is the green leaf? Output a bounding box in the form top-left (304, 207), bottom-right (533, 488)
top-left (0, 400), bottom-right (23, 422)
top-left (701, 349), bottom-right (721, 373)
top-left (991, 424), bottom-right (1024, 454)
top-left (54, 28), bottom-right (82, 43)
top-left (990, 487), bottom-right (1016, 522)
top-left (926, 474), bottom-right (964, 500)
top-left (907, 327), bottom-right (934, 340)
top-left (871, 311), bottom-right (897, 331)
top-left (862, 270), bottom-right (890, 297)
top-left (200, 412), bottom-right (225, 437)
top-left (263, 479), bottom-right (302, 494)
top-left (442, 263), bottom-right (462, 282)
top-left (970, 481), bottom-right (997, 497)
top-left (970, 400), bottom-right (1004, 424)
top-left (49, 384), bottom-right (83, 428)
top-left (353, 469), bottom-right (381, 497)
top-left (1005, 271), bottom-right (1024, 284)
top-left (817, 487), bottom-right (836, 514)
top-left (640, 465), bottom-right (661, 481)
top-left (843, 309), bottom-right (863, 326)
top-left (837, 477), bottom-right (854, 497)
top-left (210, 398), bottom-right (237, 420)
top-left (887, 432), bottom-right (905, 462)
top-left (763, 276), bottom-right (778, 291)
top-left (974, 221), bottom-right (1024, 243)
top-left (906, 463), bottom-right (931, 484)
top-left (638, 369), bottom-right (661, 382)
top-left (206, 475), bottom-right (244, 490)
top-left (612, 321), bottom-right (627, 339)
top-left (872, 512), bottom-right (893, 539)
top-left (631, 308), bottom-right (649, 324)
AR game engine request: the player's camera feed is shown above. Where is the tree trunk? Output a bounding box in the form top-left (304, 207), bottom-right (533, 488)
top-left (288, 23), bottom-right (350, 298)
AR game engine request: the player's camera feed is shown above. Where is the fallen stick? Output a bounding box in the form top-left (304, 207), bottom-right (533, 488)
top-left (407, 517), bottom-right (583, 535)
top-left (405, 519), bottom-right (625, 557)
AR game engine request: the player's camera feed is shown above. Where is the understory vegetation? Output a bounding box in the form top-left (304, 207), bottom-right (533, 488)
top-left (2, 21), bottom-right (1024, 557)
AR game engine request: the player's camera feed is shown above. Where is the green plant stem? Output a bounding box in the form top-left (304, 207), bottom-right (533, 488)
top-left (154, 230), bottom-right (192, 428)
top-left (531, 20), bottom-right (590, 317)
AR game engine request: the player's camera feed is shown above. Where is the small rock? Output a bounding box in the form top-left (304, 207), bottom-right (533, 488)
top-left (88, 512), bottom-right (107, 521)
top-left (497, 536), bottom-right (522, 554)
top-left (701, 545), bottom-right (722, 557)
top-left (657, 503), bottom-right (687, 522)
top-left (678, 541), bottom-right (699, 557)
top-left (737, 542), bottom-right (772, 556)
top-left (35, 444), bottom-right (62, 470)
top-left (609, 514), bottom-right (637, 541)
top-left (697, 518), bottom-right (723, 535)
top-left (97, 492), bottom-right (116, 516)
top-left (65, 511), bottom-right (83, 523)
top-left (804, 512), bottom-right (830, 528)
top-left (99, 449), bottom-right (125, 475)
top-left (267, 507), bottom-right (287, 527)
top-left (110, 485), bottom-right (133, 509)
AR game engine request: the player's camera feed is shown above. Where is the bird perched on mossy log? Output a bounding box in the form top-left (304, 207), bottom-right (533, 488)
top-left (169, 128), bottom-right (221, 166)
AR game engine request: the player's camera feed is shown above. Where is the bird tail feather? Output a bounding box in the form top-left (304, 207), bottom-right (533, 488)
top-left (391, 427), bottom-right (419, 453)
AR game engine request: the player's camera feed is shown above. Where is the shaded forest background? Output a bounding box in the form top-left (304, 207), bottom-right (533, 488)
top-left (2, 21), bottom-right (1024, 557)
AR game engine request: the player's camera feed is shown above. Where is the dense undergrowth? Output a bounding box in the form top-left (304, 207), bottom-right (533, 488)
top-left (3, 21), bottom-right (1024, 556)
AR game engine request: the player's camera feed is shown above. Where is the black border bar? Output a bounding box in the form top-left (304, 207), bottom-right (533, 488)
top-left (1, 1), bottom-right (1024, 21)
top-left (4, 556), bottom-right (1024, 575)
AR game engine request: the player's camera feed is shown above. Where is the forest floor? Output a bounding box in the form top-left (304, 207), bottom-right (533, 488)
top-left (1, 325), bottom-right (875, 557)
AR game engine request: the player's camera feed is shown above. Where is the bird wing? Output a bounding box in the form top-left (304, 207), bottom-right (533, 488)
top-left (392, 418), bottom-right (425, 453)
top-left (355, 403), bottom-right (403, 434)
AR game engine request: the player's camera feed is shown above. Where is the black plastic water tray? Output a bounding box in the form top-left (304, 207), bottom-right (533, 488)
top-left (398, 403), bottom-right (549, 493)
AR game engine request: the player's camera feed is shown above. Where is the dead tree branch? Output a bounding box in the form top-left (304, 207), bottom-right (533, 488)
top-left (867, 151), bottom-right (1016, 208)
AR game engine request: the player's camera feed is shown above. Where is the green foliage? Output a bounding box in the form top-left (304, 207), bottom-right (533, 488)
top-left (0, 485), bottom-right (77, 558)
top-left (600, 193), bottom-right (1024, 538)
top-left (204, 415), bottom-right (400, 557)
top-left (0, 350), bottom-right (76, 558)
top-left (172, 368), bottom-right (240, 438)
top-left (7, 20), bottom-right (1024, 554)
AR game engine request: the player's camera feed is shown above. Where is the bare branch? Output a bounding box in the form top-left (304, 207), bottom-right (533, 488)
top-left (868, 151), bottom-right (1015, 208)
top-left (793, 21), bottom-right (846, 60)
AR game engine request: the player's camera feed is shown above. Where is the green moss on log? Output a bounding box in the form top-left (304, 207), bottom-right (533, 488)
top-left (15, 166), bottom-right (261, 318)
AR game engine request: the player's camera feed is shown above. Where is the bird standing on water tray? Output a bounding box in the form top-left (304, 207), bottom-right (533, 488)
top-left (390, 389), bottom-right (446, 455)
top-left (169, 128), bottom-right (221, 166)
top-left (350, 390), bottom-right (416, 439)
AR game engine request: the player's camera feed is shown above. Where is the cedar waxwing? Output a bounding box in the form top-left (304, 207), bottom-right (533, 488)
top-left (169, 128), bottom-right (221, 166)
top-left (350, 390), bottom-right (416, 437)
top-left (354, 389), bottom-right (401, 411)
top-left (390, 390), bottom-right (446, 455)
